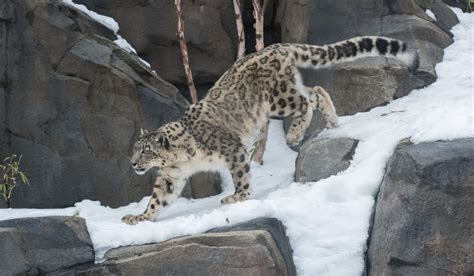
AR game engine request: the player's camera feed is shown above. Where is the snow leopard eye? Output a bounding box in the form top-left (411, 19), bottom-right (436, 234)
top-left (143, 144), bottom-right (152, 153)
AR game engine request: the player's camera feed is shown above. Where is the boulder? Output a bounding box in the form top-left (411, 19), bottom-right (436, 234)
top-left (0, 216), bottom-right (94, 274)
top-left (70, 218), bottom-right (296, 276)
top-left (367, 138), bottom-right (474, 275)
top-left (275, 0), bottom-right (456, 116)
top-left (295, 137), bottom-right (359, 182)
top-left (181, 171), bottom-right (222, 199)
top-left (0, 0), bottom-right (188, 208)
top-left (0, 228), bottom-right (30, 275)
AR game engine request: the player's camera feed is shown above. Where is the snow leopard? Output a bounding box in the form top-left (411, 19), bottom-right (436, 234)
top-left (122, 36), bottom-right (418, 225)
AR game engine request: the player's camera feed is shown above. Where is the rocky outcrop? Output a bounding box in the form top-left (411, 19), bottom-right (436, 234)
top-left (295, 137), bottom-right (358, 182)
top-left (0, 0), bottom-right (188, 208)
top-left (0, 216), bottom-right (94, 275)
top-left (45, 217), bottom-right (295, 276)
top-left (367, 138), bottom-right (474, 275)
top-left (276, 0), bottom-right (457, 116)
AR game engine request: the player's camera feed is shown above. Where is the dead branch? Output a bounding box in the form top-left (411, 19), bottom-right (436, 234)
top-left (175, 0), bottom-right (198, 104)
top-left (251, 0), bottom-right (268, 165)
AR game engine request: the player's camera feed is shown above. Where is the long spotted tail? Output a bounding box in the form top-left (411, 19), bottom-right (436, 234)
top-left (292, 36), bottom-right (419, 72)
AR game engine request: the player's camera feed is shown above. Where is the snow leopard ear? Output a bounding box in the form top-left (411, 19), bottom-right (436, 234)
top-left (157, 136), bottom-right (170, 150)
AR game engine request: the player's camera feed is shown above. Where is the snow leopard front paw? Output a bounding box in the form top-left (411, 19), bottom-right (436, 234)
top-left (286, 130), bottom-right (304, 146)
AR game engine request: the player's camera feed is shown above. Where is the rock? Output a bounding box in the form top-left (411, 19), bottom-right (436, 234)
top-left (416, 0), bottom-right (460, 30)
top-left (295, 137), bottom-right (358, 182)
top-left (367, 138), bottom-right (474, 275)
top-left (72, 218), bottom-right (295, 276)
top-left (75, 0), bottom-right (239, 99)
top-left (442, 0), bottom-right (471, 12)
top-left (0, 0), bottom-right (188, 208)
top-left (0, 216), bottom-right (94, 274)
top-left (208, 217), bottom-right (296, 275)
top-left (0, 228), bottom-right (30, 275)
top-left (181, 171), bottom-right (222, 199)
top-left (276, 0), bottom-right (456, 116)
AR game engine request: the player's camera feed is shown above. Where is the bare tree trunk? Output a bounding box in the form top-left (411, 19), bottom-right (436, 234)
top-left (175, 0), bottom-right (198, 104)
top-left (252, 0), bottom-right (268, 165)
top-left (233, 0), bottom-right (246, 59)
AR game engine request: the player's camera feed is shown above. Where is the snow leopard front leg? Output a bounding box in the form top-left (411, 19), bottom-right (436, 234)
top-left (122, 167), bottom-right (184, 225)
top-left (220, 140), bottom-right (251, 204)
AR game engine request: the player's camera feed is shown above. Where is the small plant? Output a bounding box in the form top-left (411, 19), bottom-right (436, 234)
top-left (0, 154), bottom-right (29, 208)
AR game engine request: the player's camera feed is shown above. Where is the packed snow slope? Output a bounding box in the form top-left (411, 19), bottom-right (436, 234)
top-left (1, 7), bottom-right (473, 276)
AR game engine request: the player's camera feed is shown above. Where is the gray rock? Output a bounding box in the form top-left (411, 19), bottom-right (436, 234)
top-left (367, 138), bottom-right (474, 275)
top-left (72, 218), bottom-right (295, 276)
top-left (301, 58), bottom-right (422, 116)
top-left (295, 137), bottom-right (358, 182)
top-left (416, 0), bottom-right (460, 30)
top-left (276, 0), bottom-right (456, 116)
top-left (208, 217), bottom-right (296, 276)
top-left (0, 0), bottom-right (188, 208)
top-left (442, 0), bottom-right (471, 11)
top-left (181, 171), bottom-right (222, 199)
top-left (0, 228), bottom-right (30, 275)
top-left (0, 216), bottom-right (94, 274)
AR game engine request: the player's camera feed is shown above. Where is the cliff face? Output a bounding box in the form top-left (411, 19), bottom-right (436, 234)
top-left (0, 0), bottom-right (187, 208)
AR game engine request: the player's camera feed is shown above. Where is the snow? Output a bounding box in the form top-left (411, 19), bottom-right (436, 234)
top-left (62, 0), bottom-right (152, 68)
top-left (426, 9), bottom-right (437, 21)
top-left (1, 7), bottom-right (473, 276)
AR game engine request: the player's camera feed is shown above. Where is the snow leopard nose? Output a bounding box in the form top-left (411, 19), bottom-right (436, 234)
top-left (132, 162), bottom-right (137, 167)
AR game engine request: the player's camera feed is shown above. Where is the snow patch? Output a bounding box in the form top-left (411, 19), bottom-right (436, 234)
top-left (426, 9), bottom-right (437, 21)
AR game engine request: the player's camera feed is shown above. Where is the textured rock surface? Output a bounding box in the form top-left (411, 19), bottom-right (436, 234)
top-left (276, 0), bottom-right (457, 116)
top-left (0, 0), bottom-right (188, 208)
top-left (0, 216), bottom-right (94, 274)
top-left (70, 217), bottom-right (295, 276)
top-left (367, 138), bottom-right (474, 275)
top-left (0, 228), bottom-right (30, 275)
top-left (295, 137), bottom-right (359, 182)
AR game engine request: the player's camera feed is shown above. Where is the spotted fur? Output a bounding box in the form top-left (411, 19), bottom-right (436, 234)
top-left (122, 36), bottom-right (418, 225)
